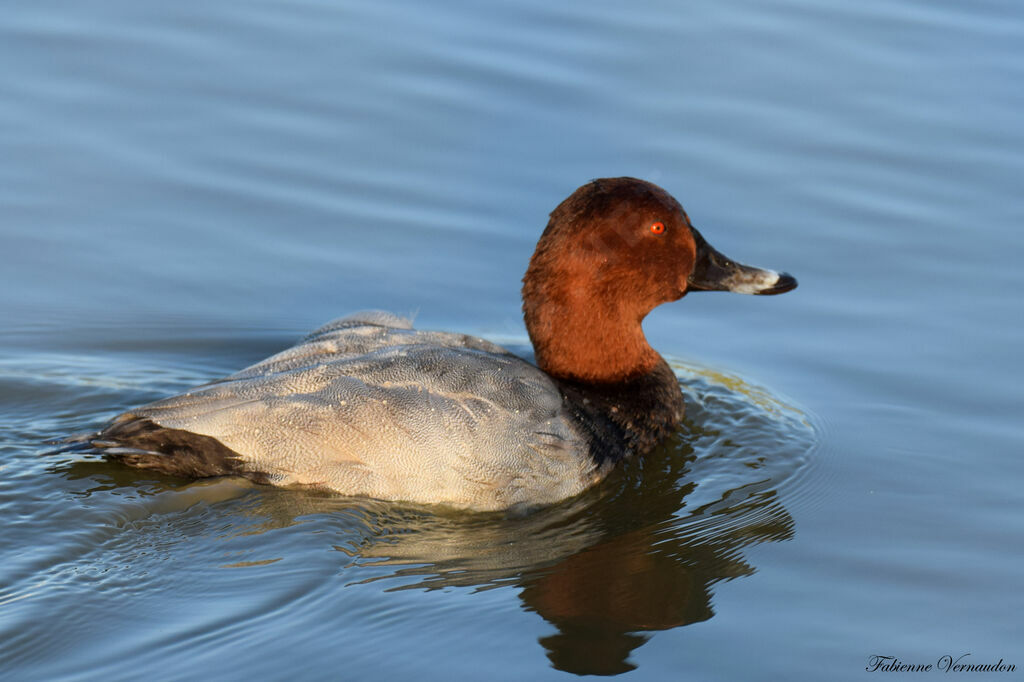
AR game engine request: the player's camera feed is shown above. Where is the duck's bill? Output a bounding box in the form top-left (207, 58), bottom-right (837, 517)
top-left (687, 226), bottom-right (797, 295)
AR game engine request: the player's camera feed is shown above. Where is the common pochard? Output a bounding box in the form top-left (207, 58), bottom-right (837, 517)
top-left (90, 178), bottom-right (796, 510)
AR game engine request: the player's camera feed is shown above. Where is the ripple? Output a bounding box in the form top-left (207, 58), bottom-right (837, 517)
top-left (671, 357), bottom-right (821, 515)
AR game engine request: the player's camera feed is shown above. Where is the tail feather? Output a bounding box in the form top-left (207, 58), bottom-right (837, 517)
top-left (89, 415), bottom-right (266, 483)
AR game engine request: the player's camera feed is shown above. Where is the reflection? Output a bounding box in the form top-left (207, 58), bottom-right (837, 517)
top-left (524, 528), bottom-right (710, 675)
top-left (520, 485), bottom-right (791, 675)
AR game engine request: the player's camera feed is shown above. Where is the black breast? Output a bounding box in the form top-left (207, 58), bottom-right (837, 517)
top-left (554, 359), bottom-right (686, 467)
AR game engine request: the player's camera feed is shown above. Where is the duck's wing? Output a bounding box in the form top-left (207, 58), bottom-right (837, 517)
top-left (95, 313), bottom-right (601, 510)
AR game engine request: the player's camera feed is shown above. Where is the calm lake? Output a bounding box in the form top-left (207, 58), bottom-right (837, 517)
top-left (2, 0), bottom-right (1023, 679)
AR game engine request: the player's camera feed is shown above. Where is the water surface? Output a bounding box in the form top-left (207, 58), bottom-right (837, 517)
top-left (2, 0), bottom-right (1022, 678)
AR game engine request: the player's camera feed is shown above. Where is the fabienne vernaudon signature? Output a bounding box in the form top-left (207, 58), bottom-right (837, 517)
top-left (867, 654), bottom-right (1016, 673)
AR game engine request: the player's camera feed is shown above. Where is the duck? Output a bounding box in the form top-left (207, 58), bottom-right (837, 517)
top-left (90, 177), bottom-right (796, 511)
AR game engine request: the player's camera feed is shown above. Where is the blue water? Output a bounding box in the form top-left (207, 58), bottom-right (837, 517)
top-left (2, 0), bottom-right (1023, 678)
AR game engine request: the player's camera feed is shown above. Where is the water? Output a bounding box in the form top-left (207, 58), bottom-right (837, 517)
top-left (2, 0), bottom-right (1023, 678)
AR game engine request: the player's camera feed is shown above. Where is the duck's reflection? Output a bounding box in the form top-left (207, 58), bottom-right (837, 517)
top-left (523, 528), bottom-right (712, 675)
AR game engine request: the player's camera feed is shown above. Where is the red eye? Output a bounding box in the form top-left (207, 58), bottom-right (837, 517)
top-left (650, 221), bottom-right (665, 235)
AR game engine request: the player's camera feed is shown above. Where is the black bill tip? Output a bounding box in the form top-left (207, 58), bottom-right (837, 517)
top-left (755, 271), bottom-right (798, 296)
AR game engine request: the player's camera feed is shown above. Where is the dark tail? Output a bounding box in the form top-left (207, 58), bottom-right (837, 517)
top-left (64, 415), bottom-right (266, 483)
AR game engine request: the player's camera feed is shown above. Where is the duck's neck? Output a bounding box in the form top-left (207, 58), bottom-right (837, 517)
top-left (523, 287), bottom-right (686, 463)
top-left (524, 287), bottom-right (661, 383)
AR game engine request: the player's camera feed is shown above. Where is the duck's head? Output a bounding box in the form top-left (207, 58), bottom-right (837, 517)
top-left (522, 177), bottom-right (796, 383)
